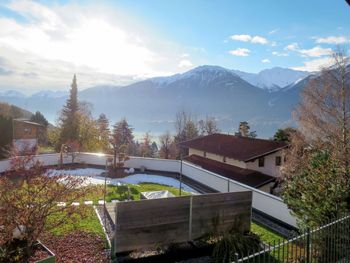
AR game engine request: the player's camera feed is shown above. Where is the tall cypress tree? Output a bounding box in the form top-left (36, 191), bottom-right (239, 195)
top-left (59, 75), bottom-right (80, 145)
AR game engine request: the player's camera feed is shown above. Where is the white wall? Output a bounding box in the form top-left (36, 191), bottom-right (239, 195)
top-left (181, 161), bottom-right (297, 227)
top-left (189, 148), bottom-right (247, 168)
top-left (0, 153), bottom-right (71, 173)
top-left (246, 150), bottom-right (285, 177)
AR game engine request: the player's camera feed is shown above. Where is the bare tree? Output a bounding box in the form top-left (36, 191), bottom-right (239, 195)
top-left (159, 131), bottom-right (176, 159)
top-left (282, 48), bottom-right (350, 226)
top-left (198, 116), bottom-right (220, 136)
top-left (294, 48), bottom-right (350, 174)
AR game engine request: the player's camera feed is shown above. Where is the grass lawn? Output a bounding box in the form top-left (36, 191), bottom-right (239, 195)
top-left (47, 206), bottom-right (105, 239)
top-left (81, 182), bottom-right (191, 204)
top-left (251, 222), bottom-right (284, 244)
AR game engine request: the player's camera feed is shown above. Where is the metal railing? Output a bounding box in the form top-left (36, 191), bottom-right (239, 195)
top-left (233, 214), bottom-right (350, 263)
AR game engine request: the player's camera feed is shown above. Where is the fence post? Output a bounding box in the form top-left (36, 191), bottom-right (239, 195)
top-left (227, 178), bottom-right (230, 192)
top-left (188, 195), bottom-right (193, 240)
top-left (306, 227), bottom-right (311, 263)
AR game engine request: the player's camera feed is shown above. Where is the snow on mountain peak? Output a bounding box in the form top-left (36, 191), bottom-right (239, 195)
top-left (232, 67), bottom-right (310, 91)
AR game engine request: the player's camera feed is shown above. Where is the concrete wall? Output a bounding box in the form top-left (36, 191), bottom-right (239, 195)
top-left (181, 161), bottom-right (297, 227)
top-left (0, 153), bottom-right (71, 173)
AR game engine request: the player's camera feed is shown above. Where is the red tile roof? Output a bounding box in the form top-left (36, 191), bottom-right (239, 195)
top-left (184, 155), bottom-right (275, 188)
top-left (179, 133), bottom-right (287, 162)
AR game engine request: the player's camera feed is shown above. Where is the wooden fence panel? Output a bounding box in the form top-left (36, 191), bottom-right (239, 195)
top-left (114, 191), bottom-right (252, 253)
top-left (191, 192), bottom-right (252, 239)
top-left (115, 196), bottom-right (190, 252)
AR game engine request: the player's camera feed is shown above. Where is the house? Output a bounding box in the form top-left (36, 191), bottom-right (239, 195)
top-left (179, 133), bottom-right (288, 192)
top-left (13, 119), bottom-right (43, 151)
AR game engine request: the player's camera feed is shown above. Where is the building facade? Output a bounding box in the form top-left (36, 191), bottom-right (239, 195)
top-left (180, 133), bottom-right (288, 192)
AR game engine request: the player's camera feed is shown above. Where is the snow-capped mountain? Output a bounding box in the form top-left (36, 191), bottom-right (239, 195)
top-left (32, 90), bottom-right (68, 98)
top-left (0, 90), bottom-right (26, 98)
top-left (150, 65), bottom-right (237, 87)
top-left (232, 67), bottom-right (310, 91)
top-left (0, 65), bottom-right (314, 137)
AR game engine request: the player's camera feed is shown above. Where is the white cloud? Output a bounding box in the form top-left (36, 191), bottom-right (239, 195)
top-left (298, 46), bottom-right (332, 57)
top-left (261, 59), bottom-right (271, 63)
top-left (229, 48), bottom-right (250, 56)
top-left (0, 0), bottom-right (191, 91)
top-left (291, 57), bottom-right (334, 72)
top-left (272, 51), bottom-right (289, 57)
top-left (178, 59), bottom-right (193, 68)
top-left (284, 43), bottom-right (299, 51)
top-left (230, 34), bottom-right (252, 42)
top-left (314, 36), bottom-right (350, 44)
top-left (268, 28), bottom-right (279, 35)
top-left (251, 36), bottom-right (268, 45)
top-left (230, 34), bottom-right (268, 45)
top-left (284, 42), bottom-right (332, 58)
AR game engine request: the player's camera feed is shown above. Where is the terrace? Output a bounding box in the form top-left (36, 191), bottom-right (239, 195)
top-left (0, 152), bottom-right (297, 262)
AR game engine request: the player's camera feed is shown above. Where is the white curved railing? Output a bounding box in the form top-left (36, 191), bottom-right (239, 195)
top-left (0, 152), bottom-right (297, 227)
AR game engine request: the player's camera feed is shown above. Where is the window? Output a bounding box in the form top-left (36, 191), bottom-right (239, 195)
top-left (258, 157), bottom-right (265, 167)
top-left (203, 151), bottom-right (207, 157)
top-left (223, 156), bottom-right (226, 163)
top-left (24, 127), bottom-right (32, 135)
top-left (275, 156), bottom-right (282, 166)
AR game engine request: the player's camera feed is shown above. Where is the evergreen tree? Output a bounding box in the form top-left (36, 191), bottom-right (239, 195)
top-left (235, 121), bottom-right (257, 138)
top-left (97, 113), bottom-right (110, 152)
top-left (30, 111), bottom-right (49, 146)
top-left (30, 111), bottom-right (49, 128)
top-left (273, 127), bottom-right (296, 143)
top-left (110, 118), bottom-right (134, 168)
top-left (112, 118), bottom-right (134, 150)
top-left (59, 75), bottom-right (80, 145)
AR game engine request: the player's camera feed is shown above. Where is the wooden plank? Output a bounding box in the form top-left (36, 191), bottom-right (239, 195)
top-left (114, 191), bottom-right (252, 253)
top-left (115, 196), bottom-right (191, 252)
top-left (191, 192), bottom-right (252, 238)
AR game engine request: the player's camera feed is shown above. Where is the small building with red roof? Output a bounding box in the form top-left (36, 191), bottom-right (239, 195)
top-left (179, 133), bottom-right (288, 192)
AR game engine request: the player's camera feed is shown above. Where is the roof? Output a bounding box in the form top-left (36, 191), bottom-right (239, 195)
top-left (14, 119), bottom-right (43, 127)
top-left (179, 133), bottom-right (287, 162)
top-left (184, 155), bottom-right (275, 188)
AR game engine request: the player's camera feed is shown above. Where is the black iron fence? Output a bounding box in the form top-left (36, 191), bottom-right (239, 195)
top-left (234, 214), bottom-right (350, 263)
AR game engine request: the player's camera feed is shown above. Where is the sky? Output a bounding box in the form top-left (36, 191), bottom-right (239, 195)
top-left (0, 0), bottom-right (349, 93)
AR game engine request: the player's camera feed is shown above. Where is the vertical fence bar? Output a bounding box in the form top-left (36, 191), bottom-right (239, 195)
top-left (282, 238), bottom-right (285, 263)
top-left (306, 227), bottom-right (310, 263)
top-left (234, 252), bottom-right (239, 263)
top-left (188, 195), bottom-right (193, 240)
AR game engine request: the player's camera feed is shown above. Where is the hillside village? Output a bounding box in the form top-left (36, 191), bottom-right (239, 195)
top-left (0, 1), bottom-right (350, 263)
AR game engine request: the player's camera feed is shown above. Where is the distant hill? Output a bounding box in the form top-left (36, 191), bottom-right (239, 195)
top-left (0, 102), bottom-right (33, 119)
top-left (0, 65), bottom-right (316, 137)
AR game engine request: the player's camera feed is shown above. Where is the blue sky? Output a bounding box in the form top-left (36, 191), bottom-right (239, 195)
top-left (0, 0), bottom-right (349, 92)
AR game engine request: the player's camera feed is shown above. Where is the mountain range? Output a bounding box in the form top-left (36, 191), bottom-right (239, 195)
top-left (0, 66), bottom-right (315, 138)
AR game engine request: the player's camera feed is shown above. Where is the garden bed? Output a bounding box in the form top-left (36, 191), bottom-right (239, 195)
top-left (40, 231), bottom-right (109, 263)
